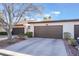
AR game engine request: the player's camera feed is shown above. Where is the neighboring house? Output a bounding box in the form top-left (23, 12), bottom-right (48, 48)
top-left (12, 20), bottom-right (36, 35)
top-left (12, 24), bottom-right (25, 35)
top-left (1, 19), bottom-right (79, 39)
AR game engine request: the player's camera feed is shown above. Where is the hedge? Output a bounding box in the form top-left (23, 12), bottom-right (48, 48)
top-left (0, 32), bottom-right (7, 35)
top-left (24, 32), bottom-right (32, 37)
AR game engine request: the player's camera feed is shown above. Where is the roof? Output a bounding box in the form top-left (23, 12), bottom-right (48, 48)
top-left (28, 19), bottom-right (79, 24)
top-left (18, 20), bottom-right (37, 24)
top-left (15, 24), bottom-right (23, 26)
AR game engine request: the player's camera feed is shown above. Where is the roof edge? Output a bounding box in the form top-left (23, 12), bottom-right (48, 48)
top-left (28, 19), bottom-right (79, 24)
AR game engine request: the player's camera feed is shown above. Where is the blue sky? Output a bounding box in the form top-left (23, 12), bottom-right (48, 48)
top-left (0, 3), bottom-right (79, 21)
top-left (36, 3), bottom-right (79, 20)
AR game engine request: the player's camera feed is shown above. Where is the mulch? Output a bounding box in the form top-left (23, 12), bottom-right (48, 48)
top-left (0, 38), bottom-right (24, 49)
top-left (63, 40), bottom-right (79, 56)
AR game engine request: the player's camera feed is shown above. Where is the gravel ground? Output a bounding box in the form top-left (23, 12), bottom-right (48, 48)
top-left (0, 35), bottom-right (25, 49)
top-left (63, 40), bottom-right (79, 56)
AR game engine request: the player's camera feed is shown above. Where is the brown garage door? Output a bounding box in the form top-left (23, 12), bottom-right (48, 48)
top-left (12, 28), bottom-right (24, 35)
top-left (74, 25), bottom-right (79, 39)
top-left (34, 25), bottom-right (63, 39)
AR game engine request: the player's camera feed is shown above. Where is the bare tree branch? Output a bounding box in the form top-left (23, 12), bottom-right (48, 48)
top-left (0, 3), bottom-right (42, 40)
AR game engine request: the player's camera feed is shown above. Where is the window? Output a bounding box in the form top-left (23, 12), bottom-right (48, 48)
top-left (28, 26), bottom-right (31, 29)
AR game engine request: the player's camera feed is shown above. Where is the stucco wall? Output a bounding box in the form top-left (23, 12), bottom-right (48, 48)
top-left (24, 24), bottom-right (34, 37)
top-left (0, 26), bottom-right (6, 32)
top-left (63, 24), bottom-right (74, 38)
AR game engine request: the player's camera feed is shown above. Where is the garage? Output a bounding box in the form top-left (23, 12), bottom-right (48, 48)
top-left (74, 25), bottom-right (79, 39)
top-left (12, 28), bottom-right (24, 35)
top-left (34, 25), bottom-right (63, 39)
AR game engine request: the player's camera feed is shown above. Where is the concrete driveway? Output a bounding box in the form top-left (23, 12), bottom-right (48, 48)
top-left (5, 38), bottom-right (67, 56)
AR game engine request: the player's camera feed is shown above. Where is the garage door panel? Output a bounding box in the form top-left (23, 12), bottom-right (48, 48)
top-left (74, 25), bottom-right (79, 39)
top-left (34, 26), bottom-right (63, 39)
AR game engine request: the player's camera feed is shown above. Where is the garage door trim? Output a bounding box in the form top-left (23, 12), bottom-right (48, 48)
top-left (34, 25), bottom-right (63, 39)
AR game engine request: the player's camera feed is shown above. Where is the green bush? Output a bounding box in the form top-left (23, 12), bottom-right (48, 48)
top-left (64, 32), bottom-right (77, 46)
top-left (24, 32), bottom-right (32, 37)
top-left (0, 32), bottom-right (7, 35)
top-left (64, 32), bottom-right (72, 40)
top-left (68, 38), bottom-right (77, 46)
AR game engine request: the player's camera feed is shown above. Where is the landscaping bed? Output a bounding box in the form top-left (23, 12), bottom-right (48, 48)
top-left (0, 36), bottom-right (26, 49)
top-left (63, 32), bottom-right (79, 56)
top-left (69, 44), bottom-right (78, 56)
top-left (0, 32), bottom-right (32, 49)
top-left (64, 40), bottom-right (79, 56)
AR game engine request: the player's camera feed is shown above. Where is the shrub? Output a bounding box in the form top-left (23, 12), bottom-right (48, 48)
top-left (64, 32), bottom-right (72, 40)
top-left (68, 38), bottom-right (77, 46)
top-left (64, 32), bottom-right (77, 46)
top-left (0, 32), bottom-right (7, 35)
top-left (24, 32), bottom-right (32, 37)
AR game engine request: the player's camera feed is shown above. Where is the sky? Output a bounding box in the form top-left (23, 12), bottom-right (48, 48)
top-left (35, 3), bottom-right (79, 21)
top-left (0, 3), bottom-right (79, 21)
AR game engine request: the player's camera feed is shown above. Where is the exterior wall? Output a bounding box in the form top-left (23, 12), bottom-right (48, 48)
top-left (24, 24), bottom-right (29, 34)
top-left (0, 26), bottom-right (6, 32)
top-left (29, 21), bottom-right (79, 38)
top-left (63, 24), bottom-right (74, 38)
top-left (24, 24), bottom-right (34, 37)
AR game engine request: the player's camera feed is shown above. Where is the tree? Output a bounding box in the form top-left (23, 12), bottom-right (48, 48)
top-left (0, 3), bottom-right (42, 41)
top-left (43, 16), bottom-right (52, 21)
top-left (48, 16), bottom-right (52, 20)
top-left (43, 17), bottom-right (47, 20)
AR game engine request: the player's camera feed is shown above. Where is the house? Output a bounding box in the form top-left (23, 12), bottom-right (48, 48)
top-left (12, 20), bottom-right (36, 35)
top-left (20, 19), bottom-right (79, 39)
top-left (1, 19), bottom-right (79, 39)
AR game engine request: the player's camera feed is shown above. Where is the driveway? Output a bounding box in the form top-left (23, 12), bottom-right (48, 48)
top-left (5, 38), bottom-right (67, 56)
